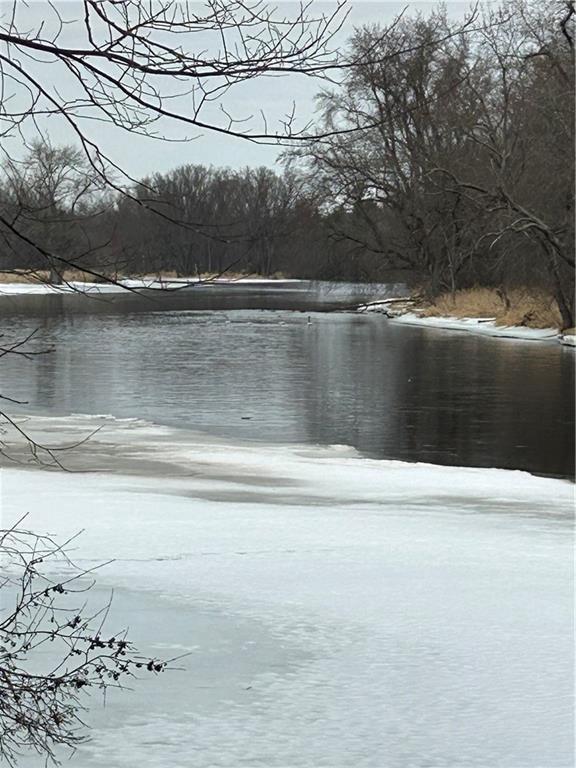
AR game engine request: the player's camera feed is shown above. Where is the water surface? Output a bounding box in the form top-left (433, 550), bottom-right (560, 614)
top-left (1, 291), bottom-right (573, 476)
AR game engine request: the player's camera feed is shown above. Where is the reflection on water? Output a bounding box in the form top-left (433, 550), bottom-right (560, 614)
top-left (3, 298), bottom-right (573, 477)
top-left (0, 280), bottom-right (405, 316)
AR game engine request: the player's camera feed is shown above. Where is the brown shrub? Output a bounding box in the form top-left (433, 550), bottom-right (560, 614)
top-left (0, 269), bottom-right (115, 284)
top-left (421, 287), bottom-right (562, 329)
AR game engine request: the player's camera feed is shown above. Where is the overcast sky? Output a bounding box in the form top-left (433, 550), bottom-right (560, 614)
top-left (1, 1), bottom-right (472, 179)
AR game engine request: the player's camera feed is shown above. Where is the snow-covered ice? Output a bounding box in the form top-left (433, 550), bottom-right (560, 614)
top-left (390, 312), bottom-right (560, 341)
top-left (2, 416), bottom-right (574, 767)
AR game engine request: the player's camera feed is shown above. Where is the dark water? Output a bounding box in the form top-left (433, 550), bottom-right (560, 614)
top-left (0, 280), bottom-right (403, 316)
top-left (2, 283), bottom-right (573, 478)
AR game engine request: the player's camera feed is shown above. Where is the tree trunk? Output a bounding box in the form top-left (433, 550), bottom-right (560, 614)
top-left (551, 260), bottom-right (574, 329)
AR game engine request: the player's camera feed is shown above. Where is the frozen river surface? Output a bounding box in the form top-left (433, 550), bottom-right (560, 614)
top-left (3, 416), bottom-right (574, 767)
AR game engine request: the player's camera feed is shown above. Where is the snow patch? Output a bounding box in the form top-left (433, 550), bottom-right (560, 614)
top-left (390, 312), bottom-right (560, 341)
top-left (560, 333), bottom-right (576, 347)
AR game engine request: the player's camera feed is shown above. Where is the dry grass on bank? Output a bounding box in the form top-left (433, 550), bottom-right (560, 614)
top-left (0, 269), bottom-right (114, 284)
top-left (0, 270), bottom-right (48, 283)
top-left (138, 271), bottom-right (285, 281)
top-left (421, 287), bottom-right (563, 329)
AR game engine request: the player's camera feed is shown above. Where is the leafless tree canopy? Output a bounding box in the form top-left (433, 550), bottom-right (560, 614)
top-left (0, 1), bottom-right (347, 161)
top-left (288, 0), bottom-right (575, 324)
top-left (0, 1), bottom-right (573, 316)
top-left (0, 1), bottom-right (352, 283)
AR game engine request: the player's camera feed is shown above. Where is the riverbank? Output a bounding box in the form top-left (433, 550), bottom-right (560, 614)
top-left (0, 274), bottom-right (301, 293)
top-left (0, 270), bottom-right (318, 285)
top-left (359, 288), bottom-right (575, 346)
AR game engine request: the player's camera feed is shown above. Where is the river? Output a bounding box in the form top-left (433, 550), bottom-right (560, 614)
top-left (0, 281), bottom-right (573, 476)
top-left (1, 281), bottom-right (574, 767)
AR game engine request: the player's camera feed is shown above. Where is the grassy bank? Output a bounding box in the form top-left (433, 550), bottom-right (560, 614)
top-left (0, 269), bottom-right (97, 284)
top-left (420, 288), bottom-right (564, 331)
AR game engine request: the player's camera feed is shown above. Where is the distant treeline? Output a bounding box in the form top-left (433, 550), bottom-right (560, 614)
top-left (0, 2), bottom-right (573, 323)
top-left (0, 151), bottom-right (402, 284)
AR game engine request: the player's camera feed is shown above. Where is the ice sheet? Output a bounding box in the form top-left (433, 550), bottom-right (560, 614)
top-left (1, 417), bottom-right (573, 767)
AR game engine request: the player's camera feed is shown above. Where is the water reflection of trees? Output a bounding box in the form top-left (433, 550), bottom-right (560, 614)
top-left (296, 322), bottom-right (573, 477)
top-left (2, 311), bottom-right (574, 476)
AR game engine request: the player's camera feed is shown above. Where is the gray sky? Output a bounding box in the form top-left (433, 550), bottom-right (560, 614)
top-left (1, 1), bottom-right (473, 179)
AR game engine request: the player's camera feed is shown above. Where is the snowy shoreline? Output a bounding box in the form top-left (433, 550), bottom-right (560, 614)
top-left (359, 298), bottom-right (575, 346)
top-left (391, 311), bottom-right (562, 341)
top-left (0, 277), bottom-right (304, 295)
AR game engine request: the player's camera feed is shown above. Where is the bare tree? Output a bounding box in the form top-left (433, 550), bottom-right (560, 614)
top-left (288, 7), bottom-right (486, 292)
top-left (0, 139), bottom-right (113, 283)
top-left (0, 0), bottom-right (348, 145)
top-left (0, 519), bottom-right (175, 767)
top-left (288, 1), bottom-right (575, 319)
top-left (430, 1), bottom-right (575, 325)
